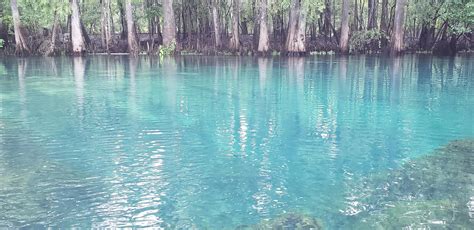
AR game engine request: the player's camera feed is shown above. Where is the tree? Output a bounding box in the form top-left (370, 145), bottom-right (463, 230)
top-left (101, 0), bottom-right (113, 53)
top-left (391, 0), bottom-right (406, 55)
top-left (212, 0), bottom-right (221, 49)
top-left (285, 0), bottom-right (306, 55)
top-left (380, 0), bottom-right (388, 33)
top-left (321, 0), bottom-right (332, 37)
top-left (11, 0), bottom-right (30, 55)
top-left (46, 12), bottom-right (60, 56)
top-left (229, 0), bottom-right (240, 51)
top-left (367, 0), bottom-right (378, 30)
top-left (70, 0), bottom-right (86, 55)
top-left (339, 0), bottom-right (350, 53)
top-left (125, 0), bottom-right (139, 55)
top-left (162, 0), bottom-right (176, 47)
top-left (257, 0), bottom-right (270, 54)
top-left (118, 0), bottom-right (127, 39)
top-left (2, 0), bottom-right (472, 56)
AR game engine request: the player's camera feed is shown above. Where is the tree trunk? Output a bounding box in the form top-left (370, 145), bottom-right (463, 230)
top-left (163, 0), bottom-right (176, 47)
top-left (285, 0), bottom-right (306, 55)
top-left (339, 0), bottom-right (350, 53)
top-left (390, 0), bottom-right (406, 55)
top-left (352, 0), bottom-right (358, 31)
top-left (212, 1), bottom-right (221, 49)
top-left (11, 0), bottom-right (30, 55)
top-left (257, 0), bottom-right (270, 54)
top-left (367, 0), bottom-right (378, 30)
top-left (241, 17), bottom-right (248, 35)
top-left (359, 0), bottom-right (364, 30)
top-left (80, 20), bottom-right (91, 45)
top-left (118, 0), bottom-right (127, 39)
top-left (0, 18), bottom-right (9, 47)
top-left (252, 0), bottom-right (260, 50)
top-left (70, 0), bottom-right (86, 55)
top-left (322, 0), bottom-right (332, 37)
top-left (418, 23), bottom-right (435, 50)
top-left (229, 0), bottom-right (240, 51)
top-left (125, 0), bottom-right (139, 55)
top-left (46, 13), bottom-right (60, 56)
top-left (380, 0), bottom-right (388, 32)
top-left (101, 0), bottom-right (113, 53)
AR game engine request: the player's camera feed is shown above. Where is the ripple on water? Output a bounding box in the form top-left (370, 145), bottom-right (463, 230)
top-left (1, 56), bottom-right (473, 229)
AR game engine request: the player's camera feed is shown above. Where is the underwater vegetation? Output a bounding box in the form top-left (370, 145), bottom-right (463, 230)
top-left (347, 139), bottom-right (474, 229)
top-left (0, 131), bottom-right (102, 228)
top-left (236, 213), bottom-right (323, 230)
top-left (1, 138), bottom-right (472, 229)
top-left (237, 139), bottom-right (473, 230)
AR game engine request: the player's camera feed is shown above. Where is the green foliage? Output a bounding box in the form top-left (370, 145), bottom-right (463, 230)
top-left (0, 0), bottom-right (13, 28)
top-left (407, 0), bottom-right (474, 36)
top-left (441, 0), bottom-right (474, 35)
top-left (159, 42), bottom-right (176, 60)
top-left (349, 30), bottom-right (387, 53)
top-left (0, 38), bottom-right (4, 48)
top-left (144, 4), bottom-right (161, 19)
top-left (19, 0), bottom-right (70, 29)
top-left (304, 0), bottom-right (326, 23)
top-left (80, 1), bottom-right (101, 34)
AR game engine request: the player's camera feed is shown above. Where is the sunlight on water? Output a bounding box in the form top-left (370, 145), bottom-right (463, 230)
top-left (0, 55), bottom-right (473, 229)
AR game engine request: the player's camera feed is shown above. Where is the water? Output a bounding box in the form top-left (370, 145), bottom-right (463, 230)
top-left (0, 55), bottom-right (473, 229)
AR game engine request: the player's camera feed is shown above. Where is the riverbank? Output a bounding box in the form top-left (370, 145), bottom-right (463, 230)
top-left (1, 32), bottom-right (472, 57)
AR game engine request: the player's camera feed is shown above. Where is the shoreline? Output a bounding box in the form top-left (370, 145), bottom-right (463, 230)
top-left (1, 50), bottom-right (473, 58)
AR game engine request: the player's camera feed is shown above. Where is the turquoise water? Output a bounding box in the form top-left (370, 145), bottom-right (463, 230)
top-left (0, 55), bottom-right (473, 229)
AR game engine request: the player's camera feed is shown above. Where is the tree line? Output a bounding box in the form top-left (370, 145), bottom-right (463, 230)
top-left (0, 0), bottom-right (472, 56)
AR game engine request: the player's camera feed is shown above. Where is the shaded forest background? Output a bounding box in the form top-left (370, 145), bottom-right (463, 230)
top-left (0, 0), bottom-right (472, 56)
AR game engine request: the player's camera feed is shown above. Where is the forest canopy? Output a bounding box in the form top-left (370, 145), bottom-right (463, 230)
top-left (0, 0), bottom-right (472, 56)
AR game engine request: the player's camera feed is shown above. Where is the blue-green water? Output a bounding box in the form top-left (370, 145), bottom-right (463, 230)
top-left (0, 55), bottom-right (473, 229)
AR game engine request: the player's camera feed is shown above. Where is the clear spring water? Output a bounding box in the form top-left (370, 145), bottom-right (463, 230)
top-left (0, 55), bottom-right (473, 229)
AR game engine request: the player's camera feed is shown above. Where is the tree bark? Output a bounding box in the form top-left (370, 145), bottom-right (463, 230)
top-left (390, 0), bottom-right (406, 55)
top-left (257, 0), bottom-right (270, 54)
top-left (212, 0), bottom-right (221, 49)
top-left (380, 0), bottom-right (388, 32)
top-left (229, 0), bottom-right (240, 51)
top-left (11, 0), bottom-right (30, 55)
top-left (252, 0), bottom-right (260, 50)
top-left (418, 23), bottom-right (435, 50)
top-left (70, 0), bottom-right (86, 55)
top-left (322, 0), bottom-right (332, 37)
top-left (285, 0), bottom-right (306, 55)
top-left (80, 20), bottom-right (90, 45)
top-left (46, 13), bottom-right (60, 56)
top-left (125, 0), bottom-right (139, 55)
top-left (118, 0), bottom-right (127, 39)
top-left (339, 0), bottom-right (350, 53)
top-left (367, 0), bottom-right (378, 30)
top-left (352, 0), bottom-right (358, 31)
top-left (163, 0), bottom-right (176, 47)
top-left (101, 0), bottom-right (113, 53)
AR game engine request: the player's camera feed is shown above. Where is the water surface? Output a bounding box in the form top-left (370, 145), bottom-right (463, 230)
top-left (0, 55), bottom-right (473, 228)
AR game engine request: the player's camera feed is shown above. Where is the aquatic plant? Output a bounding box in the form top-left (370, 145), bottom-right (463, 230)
top-left (350, 139), bottom-right (474, 229)
top-left (236, 213), bottom-right (323, 230)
